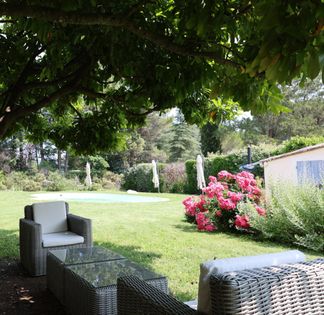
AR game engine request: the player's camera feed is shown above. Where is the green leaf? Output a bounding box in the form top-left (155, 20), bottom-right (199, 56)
top-left (265, 60), bottom-right (281, 81)
top-left (307, 49), bottom-right (320, 80)
top-left (259, 56), bottom-right (272, 72)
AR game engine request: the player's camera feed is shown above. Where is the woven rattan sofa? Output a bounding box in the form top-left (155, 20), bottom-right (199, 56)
top-left (117, 256), bottom-right (324, 315)
top-left (20, 201), bottom-right (92, 276)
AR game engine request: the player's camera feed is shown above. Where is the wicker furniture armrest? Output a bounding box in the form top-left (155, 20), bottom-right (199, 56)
top-left (117, 275), bottom-right (198, 315)
top-left (67, 213), bottom-right (92, 246)
top-left (19, 218), bottom-right (42, 275)
top-left (209, 258), bottom-right (324, 315)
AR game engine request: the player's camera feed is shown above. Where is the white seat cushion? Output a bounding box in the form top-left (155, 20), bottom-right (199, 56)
top-left (42, 231), bottom-right (84, 247)
top-left (197, 250), bottom-right (306, 314)
top-left (33, 201), bottom-right (68, 234)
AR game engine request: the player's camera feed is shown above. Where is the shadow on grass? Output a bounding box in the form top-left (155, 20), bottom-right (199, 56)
top-left (0, 229), bottom-right (19, 258)
top-left (94, 241), bottom-right (198, 302)
top-left (173, 223), bottom-right (199, 233)
top-left (174, 223), bottom-right (323, 257)
top-left (94, 240), bottom-right (162, 270)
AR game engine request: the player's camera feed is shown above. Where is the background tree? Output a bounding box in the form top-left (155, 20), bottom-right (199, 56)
top-left (201, 123), bottom-right (221, 156)
top-left (218, 76), bottom-right (324, 146)
top-left (0, 1), bottom-right (322, 153)
top-left (168, 110), bottom-right (201, 162)
top-left (200, 98), bottom-right (240, 155)
top-left (137, 112), bottom-right (172, 163)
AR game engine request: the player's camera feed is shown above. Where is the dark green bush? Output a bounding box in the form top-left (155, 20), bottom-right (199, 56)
top-left (0, 171), bottom-right (6, 190)
top-left (276, 136), bottom-right (324, 155)
top-left (184, 145), bottom-right (273, 194)
top-left (184, 160), bottom-right (197, 194)
top-left (45, 172), bottom-right (77, 191)
top-left (0, 171), bottom-right (45, 191)
top-left (3, 172), bottom-right (28, 190)
top-left (93, 171), bottom-right (123, 190)
top-left (122, 163), bottom-right (165, 192)
top-left (21, 179), bottom-right (42, 191)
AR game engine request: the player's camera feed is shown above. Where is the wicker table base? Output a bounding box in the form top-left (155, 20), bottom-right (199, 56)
top-left (64, 259), bottom-right (168, 315)
top-left (47, 246), bottom-right (125, 305)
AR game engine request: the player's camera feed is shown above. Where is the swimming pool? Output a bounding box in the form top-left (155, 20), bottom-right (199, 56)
top-left (31, 192), bottom-right (168, 203)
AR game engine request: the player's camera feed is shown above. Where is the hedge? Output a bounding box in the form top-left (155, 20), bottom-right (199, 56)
top-left (185, 146), bottom-right (274, 194)
top-left (276, 135), bottom-right (324, 155)
top-left (184, 136), bottom-right (324, 194)
top-left (121, 163), bottom-right (165, 192)
top-left (121, 137), bottom-right (324, 194)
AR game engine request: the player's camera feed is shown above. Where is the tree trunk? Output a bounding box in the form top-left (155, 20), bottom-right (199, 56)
top-left (58, 149), bottom-right (62, 172)
top-left (64, 151), bottom-right (69, 174)
top-left (35, 145), bottom-right (39, 167)
top-left (17, 133), bottom-right (26, 171)
top-left (40, 142), bottom-right (45, 164)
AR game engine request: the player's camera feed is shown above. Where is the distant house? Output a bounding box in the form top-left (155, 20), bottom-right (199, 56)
top-left (260, 143), bottom-right (324, 192)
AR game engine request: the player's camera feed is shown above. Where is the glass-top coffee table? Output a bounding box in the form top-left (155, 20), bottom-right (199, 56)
top-left (47, 246), bottom-right (168, 315)
top-left (64, 258), bottom-right (168, 315)
top-left (47, 246), bottom-right (126, 305)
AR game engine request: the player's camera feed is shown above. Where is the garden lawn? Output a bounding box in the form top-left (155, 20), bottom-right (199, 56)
top-left (0, 190), bottom-right (322, 302)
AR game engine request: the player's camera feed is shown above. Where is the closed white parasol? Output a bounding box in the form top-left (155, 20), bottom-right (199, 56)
top-left (85, 162), bottom-right (92, 189)
top-left (197, 154), bottom-right (206, 190)
top-left (152, 160), bottom-right (160, 192)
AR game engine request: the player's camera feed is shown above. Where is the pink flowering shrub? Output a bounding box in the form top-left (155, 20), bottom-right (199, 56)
top-left (182, 170), bottom-right (266, 232)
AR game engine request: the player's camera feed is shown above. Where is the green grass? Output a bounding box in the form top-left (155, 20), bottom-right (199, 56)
top-left (0, 190), bottom-right (322, 301)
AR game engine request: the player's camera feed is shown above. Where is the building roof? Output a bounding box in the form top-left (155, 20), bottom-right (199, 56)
top-left (260, 143), bottom-right (324, 164)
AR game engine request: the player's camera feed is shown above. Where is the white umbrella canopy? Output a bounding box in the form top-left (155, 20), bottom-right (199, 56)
top-left (152, 160), bottom-right (160, 192)
top-left (85, 162), bottom-right (92, 189)
top-left (196, 154), bottom-right (206, 190)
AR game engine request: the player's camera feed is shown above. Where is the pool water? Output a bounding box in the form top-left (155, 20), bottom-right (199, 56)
top-left (31, 192), bottom-right (168, 203)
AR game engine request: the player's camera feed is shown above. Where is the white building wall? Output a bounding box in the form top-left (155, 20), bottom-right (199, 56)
top-left (263, 147), bottom-right (324, 193)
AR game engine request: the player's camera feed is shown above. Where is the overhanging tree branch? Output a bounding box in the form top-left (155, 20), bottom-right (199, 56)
top-left (68, 103), bottom-right (83, 120)
top-left (78, 86), bottom-right (161, 116)
top-left (0, 83), bottom-right (76, 137)
top-left (0, 55), bottom-right (92, 137)
top-left (0, 3), bottom-right (241, 68)
top-left (2, 45), bottom-right (45, 113)
top-left (0, 19), bottom-right (15, 23)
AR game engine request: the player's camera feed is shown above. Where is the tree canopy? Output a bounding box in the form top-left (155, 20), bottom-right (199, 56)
top-left (0, 0), bottom-right (323, 153)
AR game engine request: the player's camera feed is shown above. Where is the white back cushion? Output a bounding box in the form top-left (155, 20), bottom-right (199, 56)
top-left (33, 201), bottom-right (68, 234)
top-left (198, 250), bottom-right (306, 314)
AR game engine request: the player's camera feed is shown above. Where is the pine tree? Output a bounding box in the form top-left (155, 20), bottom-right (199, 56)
top-left (168, 110), bottom-right (201, 162)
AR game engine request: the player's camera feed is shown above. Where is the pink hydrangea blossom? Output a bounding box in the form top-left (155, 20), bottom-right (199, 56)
top-left (251, 186), bottom-right (261, 195)
top-left (183, 170), bottom-right (265, 233)
top-left (227, 191), bottom-right (244, 202)
top-left (202, 182), bottom-right (225, 199)
top-left (182, 196), bottom-right (197, 217)
top-left (235, 176), bottom-right (256, 193)
top-left (217, 196), bottom-right (237, 210)
top-left (205, 224), bottom-right (216, 231)
top-left (196, 195), bottom-right (207, 212)
top-left (218, 170), bottom-right (234, 180)
top-left (255, 205), bottom-right (266, 216)
top-left (215, 210), bottom-right (222, 217)
top-left (236, 171), bottom-right (254, 179)
top-left (234, 214), bottom-right (250, 229)
top-left (196, 213), bottom-right (216, 231)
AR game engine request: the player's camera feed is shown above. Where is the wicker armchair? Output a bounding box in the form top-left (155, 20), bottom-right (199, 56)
top-left (20, 201), bottom-right (92, 276)
top-left (117, 259), bottom-right (324, 315)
